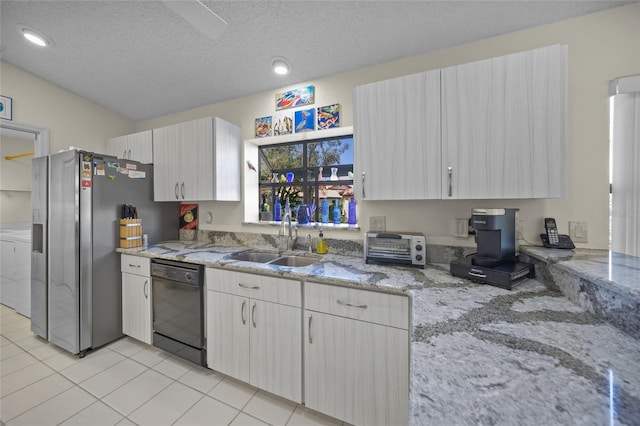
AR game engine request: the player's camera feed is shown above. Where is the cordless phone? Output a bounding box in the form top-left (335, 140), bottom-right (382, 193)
top-left (545, 218), bottom-right (559, 245)
top-left (540, 217), bottom-right (575, 249)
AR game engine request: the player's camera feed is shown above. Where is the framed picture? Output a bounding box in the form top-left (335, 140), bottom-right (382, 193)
top-left (275, 86), bottom-right (315, 110)
top-left (273, 111), bottom-right (293, 136)
top-left (317, 104), bottom-right (340, 129)
top-left (255, 116), bottom-right (272, 138)
top-left (294, 108), bottom-right (315, 133)
top-left (0, 96), bottom-right (13, 120)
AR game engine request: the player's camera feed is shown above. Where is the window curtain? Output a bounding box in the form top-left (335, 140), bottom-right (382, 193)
top-left (610, 75), bottom-right (640, 257)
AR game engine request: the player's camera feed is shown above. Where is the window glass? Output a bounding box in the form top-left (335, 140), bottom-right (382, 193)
top-left (258, 136), bottom-right (354, 225)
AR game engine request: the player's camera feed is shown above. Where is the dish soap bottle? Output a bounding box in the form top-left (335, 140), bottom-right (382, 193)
top-left (316, 230), bottom-right (327, 254)
top-left (274, 195), bottom-right (281, 221)
top-left (333, 200), bottom-right (341, 225)
top-left (321, 198), bottom-right (329, 224)
top-left (348, 198), bottom-right (357, 225)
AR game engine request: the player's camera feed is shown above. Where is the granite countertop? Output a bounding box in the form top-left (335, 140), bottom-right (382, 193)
top-left (121, 241), bottom-right (640, 425)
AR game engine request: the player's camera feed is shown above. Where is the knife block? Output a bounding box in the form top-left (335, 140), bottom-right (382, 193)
top-left (119, 219), bottom-right (143, 249)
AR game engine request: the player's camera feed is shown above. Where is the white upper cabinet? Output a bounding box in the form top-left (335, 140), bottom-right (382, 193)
top-left (152, 117), bottom-right (241, 202)
top-left (106, 130), bottom-right (153, 164)
top-left (441, 44), bottom-right (568, 199)
top-left (353, 44), bottom-right (567, 200)
top-left (354, 69), bottom-right (441, 200)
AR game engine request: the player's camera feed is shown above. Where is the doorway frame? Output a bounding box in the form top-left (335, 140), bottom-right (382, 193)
top-left (0, 121), bottom-right (50, 157)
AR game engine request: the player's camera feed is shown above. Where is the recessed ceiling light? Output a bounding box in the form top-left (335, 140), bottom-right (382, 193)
top-left (272, 58), bottom-right (290, 75)
top-left (19, 25), bottom-right (54, 47)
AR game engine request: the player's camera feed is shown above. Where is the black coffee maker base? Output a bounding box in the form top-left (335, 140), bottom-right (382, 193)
top-left (450, 255), bottom-right (536, 290)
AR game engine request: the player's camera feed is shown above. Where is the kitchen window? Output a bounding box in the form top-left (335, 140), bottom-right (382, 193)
top-left (257, 135), bottom-right (354, 225)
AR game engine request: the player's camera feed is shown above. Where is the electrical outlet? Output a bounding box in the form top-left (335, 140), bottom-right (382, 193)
top-left (369, 216), bottom-right (386, 231)
top-left (454, 218), bottom-right (468, 238)
top-left (569, 221), bottom-right (588, 243)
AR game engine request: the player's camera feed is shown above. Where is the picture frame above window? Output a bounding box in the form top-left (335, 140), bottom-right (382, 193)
top-left (275, 85), bottom-right (315, 110)
top-left (0, 95), bottom-right (13, 120)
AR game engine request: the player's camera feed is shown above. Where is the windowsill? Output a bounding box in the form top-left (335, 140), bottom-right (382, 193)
top-left (242, 221), bottom-right (360, 231)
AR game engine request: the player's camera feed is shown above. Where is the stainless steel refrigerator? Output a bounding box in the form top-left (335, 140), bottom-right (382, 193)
top-left (31, 149), bottom-right (179, 356)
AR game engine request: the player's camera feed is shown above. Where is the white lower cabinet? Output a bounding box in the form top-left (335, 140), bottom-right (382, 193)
top-left (121, 255), bottom-right (152, 344)
top-left (304, 282), bottom-right (410, 426)
top-left (0, 238), bottom-right (30, 316)
top-left (206, 268), bottom-right (302, 403)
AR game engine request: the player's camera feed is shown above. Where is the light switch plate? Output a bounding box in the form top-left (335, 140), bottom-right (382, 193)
top-left (569, 221), bottom-right (588, 243)
top-left (369, 216), bottom-right (386, 232)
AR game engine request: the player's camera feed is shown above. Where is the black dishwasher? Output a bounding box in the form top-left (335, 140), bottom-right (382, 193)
top-left (151, 259), bottom-right (206, 366)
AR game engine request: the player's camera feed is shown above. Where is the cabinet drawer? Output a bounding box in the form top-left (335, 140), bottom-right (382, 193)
top-left (305, 282), bottom-right (409, 329)
top-left (206, 268), bottom-right (301, 307)
top-left (121, 254), bottom-right (150, 276)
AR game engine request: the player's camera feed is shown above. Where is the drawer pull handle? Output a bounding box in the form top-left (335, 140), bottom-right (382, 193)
top-left (468, 271), bottom-right (487, 278)
top-left (238, 283), bottom-right (260, 290)
top-left (252, 302), bottom-right (257, 328)
top-left (241, 300), bottom-right (246, 325)
top-left (337, 300), bottom-right (368, 309)
top-left (128, 263), bottom-right (141, 268)
top-left (308, 314), bottom-right (313, 344)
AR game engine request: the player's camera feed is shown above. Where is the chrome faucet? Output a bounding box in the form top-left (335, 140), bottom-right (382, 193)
top-left (279, 213), bottom-right (298, 251)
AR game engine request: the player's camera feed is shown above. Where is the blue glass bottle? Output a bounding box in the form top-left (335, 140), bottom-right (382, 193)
top-left (333, 200), bottom-right (341, 225)
top-left (274, 195), bottom-right (281, 221)
top-left (321, 198), bottom-right (329, 224)
top-left (348, 198), bottom-right (357, 225)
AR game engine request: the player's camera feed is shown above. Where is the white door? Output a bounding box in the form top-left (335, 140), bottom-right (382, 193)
top-left (354, 69), bottom-right (441, 200)
top-left (441, 45), bottom-right (567, 199)
top-left (127, 130), bottom-right (154, 164)
top-left (152, 124), bottom-right (182, 201)
top-left (250, 299), bottom-right (302, 402)
top-left (304, 311), bottom-right (409, 426)
top-left (121, 273), bottom-right (151, 344)
top-left (206, 291), bottom-right (250, 382)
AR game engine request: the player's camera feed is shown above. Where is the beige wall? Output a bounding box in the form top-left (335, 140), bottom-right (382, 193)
top-left (137, 3), bottom-right (640, 249)
top-left (0, 61), bottom-right (135, 223)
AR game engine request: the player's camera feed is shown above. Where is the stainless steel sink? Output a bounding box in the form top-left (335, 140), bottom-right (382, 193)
top-left (267, 255), bottom-right (319, 267)
top-left (226, 251), bottom-right (281, 263)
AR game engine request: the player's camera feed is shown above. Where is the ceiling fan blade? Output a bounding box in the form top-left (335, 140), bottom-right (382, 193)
top-left (163, 1), bottom-right (228, 41)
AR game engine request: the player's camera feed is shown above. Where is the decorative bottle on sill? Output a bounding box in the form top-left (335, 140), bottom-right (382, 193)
top-left (321, 198), bottom-right (329, 224)
top-left (348, 198), bottom-right (356, 225)
top-left (274, 195), bottom-right (281, 222)
top-left (333, 200), bottom-right (341, 225)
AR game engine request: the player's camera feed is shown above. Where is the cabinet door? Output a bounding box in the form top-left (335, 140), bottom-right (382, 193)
top-left (0, 239), bottom-right (16, 308)
top-left (179, 117), bottom-right (213, 201)
top-left (354, 69), bottom-right (441, 200)
top-left (212, 117), bottom-right (241, 201)
top-left (152, 124), bottom-right (182, 201)
top-left (304, 311), bottom-right (409, 426)
top-left (207, 290), bottom-right (250, 382)
top-left (250, 300), bottom-right (302, 402)
top-left (122, 272), bottom-right (152, 344)
top-left (441, 45), bottom-right (567, 199)
top-left (127, 130), bottom-right (154, 164)
top-left (13, 241), bottom-right (31, 317)
top-left (106, 135), bottom-right (128, 159)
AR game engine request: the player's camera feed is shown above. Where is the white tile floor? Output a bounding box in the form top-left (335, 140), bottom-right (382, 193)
top-left (0, 305), bottom-right (345, 426)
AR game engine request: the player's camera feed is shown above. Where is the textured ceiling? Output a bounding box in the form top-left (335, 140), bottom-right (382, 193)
top-left (0, 0), bottom-right (634, 122)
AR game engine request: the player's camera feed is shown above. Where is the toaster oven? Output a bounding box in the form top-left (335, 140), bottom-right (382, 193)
top-left (365, 232), bottom-right (426, 268)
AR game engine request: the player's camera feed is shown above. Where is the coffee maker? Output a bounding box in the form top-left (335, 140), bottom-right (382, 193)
top-left (471, 208), bottom-right (518, 266)
top-left (450, 208), bottom-right (535, 289)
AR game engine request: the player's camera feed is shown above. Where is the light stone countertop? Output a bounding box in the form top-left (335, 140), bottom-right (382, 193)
top-left (120, 241), bottom-right (640, 425)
